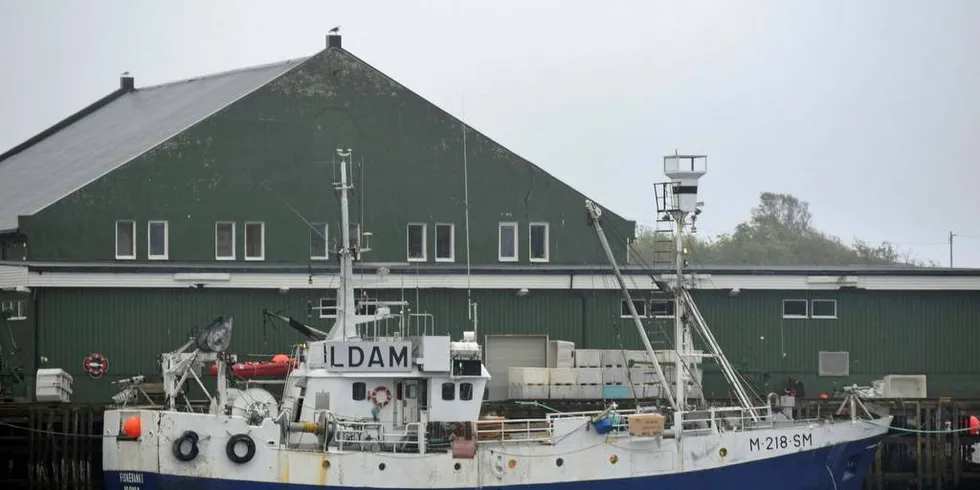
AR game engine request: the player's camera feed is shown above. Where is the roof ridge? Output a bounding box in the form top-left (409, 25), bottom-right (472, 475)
top-left (136, 55), bottom-right (314, 91)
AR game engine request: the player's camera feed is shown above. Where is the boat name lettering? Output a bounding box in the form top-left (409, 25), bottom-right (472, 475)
top-left (324, 341), bottom-right (412, 372)
top-left (748, 433), bottom-right (812, 451)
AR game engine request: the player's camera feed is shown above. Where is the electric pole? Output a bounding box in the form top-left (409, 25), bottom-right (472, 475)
top-left (949, 231), bottom-right (956, 268)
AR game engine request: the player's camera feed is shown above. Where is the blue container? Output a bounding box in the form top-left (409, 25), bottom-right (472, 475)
top-left (593, 417), bottom-right (615, 434)
top-left (602, 385), bottom-right (629, 399)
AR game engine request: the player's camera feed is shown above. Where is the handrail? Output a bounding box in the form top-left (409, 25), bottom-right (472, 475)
top-left (475, 418), bottom-right (553, 443)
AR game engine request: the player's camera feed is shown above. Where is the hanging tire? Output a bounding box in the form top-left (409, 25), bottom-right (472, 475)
top-left (226, 433), bottom-right (256, 464)
top-left (172, 431), bottom-right (199, 462)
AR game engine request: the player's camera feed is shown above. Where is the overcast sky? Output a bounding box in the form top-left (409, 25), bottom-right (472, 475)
top-left (1, 0), bottom-right (978, 266)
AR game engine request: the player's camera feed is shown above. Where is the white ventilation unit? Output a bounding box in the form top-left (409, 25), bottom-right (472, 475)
top-left (818, 351), bottom-right (850, 377)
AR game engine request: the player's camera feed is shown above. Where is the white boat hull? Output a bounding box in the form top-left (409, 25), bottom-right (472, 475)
top-left (103, 409), bottom-right (892, 490)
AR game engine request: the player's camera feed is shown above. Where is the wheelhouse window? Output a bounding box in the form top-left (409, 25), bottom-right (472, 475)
top-left (459, 382), bottom-right (474, 401)
top-left (407, 223), bottom-right (426, 262)
top-left (621, 299), bottom-right (647, 318)
top-left (115, 220), bottom-right (136, 260)
top-left (441, 382), bottom-right (456, 401)
top-left (811, 299), bottom-right (837, 319)
top-left (147, 220), bottom-right (168, 260)
top-left (310, 222), bottom-right (329, 260)
top-left (215, 222), bottom-right (235, 260)
top-left (244, 222), bottom-right (265, 260)
top-left (435, 223), bottom-right (454, 262)
top-left (319, 298), bottom-right (337, 319)
top-left (498, 222), bottom-right (518, 262)
top-left (529, 222), bottom-right (549, 262)
top-left (352, 382), bottom-right (366, 401)
top-left (782, 299), bottom-right (808, 319)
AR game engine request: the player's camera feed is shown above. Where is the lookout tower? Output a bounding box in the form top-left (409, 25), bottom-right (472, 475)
top-left (663, 153), bottom-right (706, 214)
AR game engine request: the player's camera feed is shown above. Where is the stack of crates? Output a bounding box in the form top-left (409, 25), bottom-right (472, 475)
top-left (35, 368), bottom-right (73, 403)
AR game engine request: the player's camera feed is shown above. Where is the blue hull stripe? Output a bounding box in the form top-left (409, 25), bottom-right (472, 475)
top-left (104, 434), bottom-right (884, 490)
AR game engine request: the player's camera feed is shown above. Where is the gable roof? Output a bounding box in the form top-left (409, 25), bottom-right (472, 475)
top-left (0, 56), bottom-right (310, 232)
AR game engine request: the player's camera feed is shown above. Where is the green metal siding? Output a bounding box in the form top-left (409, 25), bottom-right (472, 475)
top-left (0, 291), bottom-right (34, 400)
top-left (21, 47), bottom-right (634, 266)
top-left (29, 287), bottom-right (980, 402)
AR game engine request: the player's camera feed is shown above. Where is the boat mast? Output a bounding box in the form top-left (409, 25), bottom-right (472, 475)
top-left (585, 200), bottom-right (678, 412)
top-left (328, 148), bottom-right (360, 341)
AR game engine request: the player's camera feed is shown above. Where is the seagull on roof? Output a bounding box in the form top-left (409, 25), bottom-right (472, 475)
top-left (329, 26), bottom-right (341, 34)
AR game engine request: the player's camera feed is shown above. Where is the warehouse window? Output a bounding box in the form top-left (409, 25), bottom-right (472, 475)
top-left (115, 220), bottom-right (136, 260)
top-left (319, 297), bottom-right (337, 319)
top-left (407, 223), bottom-right (427, 262)
top-left (650, 295), bottom-right (675, 317)
top-left (147, 221), bottom-right (168, 260)
top-left (310, 222), bottom-right (329, 260)
top-left (1, 300), bottom-right (26, 321)
top-left (245, 222), bottom-right (265, 260)
top-left (435, 223), bottom-right (454, 262)
top-left (215, 222), bottom-right (235, 260)
top-left (498, 222), bottom-right (518, 262)
top-left (782, 299), bottom-right (808, 319)
top-left (811, 299), bottom-right (837, 319)
top-left (621, 299), bottom-right (647, 318)
top-left (529, 222), bottom-right (549, 262)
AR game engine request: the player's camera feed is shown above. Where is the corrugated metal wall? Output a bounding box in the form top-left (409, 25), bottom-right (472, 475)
top-left (31, 287), bottom-right (980, 402)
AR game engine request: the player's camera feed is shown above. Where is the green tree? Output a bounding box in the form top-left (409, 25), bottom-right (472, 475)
top-left (632, 192), bottom-right (936, 267)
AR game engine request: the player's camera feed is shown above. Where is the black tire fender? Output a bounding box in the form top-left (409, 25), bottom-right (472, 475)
top-left (172, 430), bottom-right (199, 462)
top-left (226, 433), bottom-right (256, 464)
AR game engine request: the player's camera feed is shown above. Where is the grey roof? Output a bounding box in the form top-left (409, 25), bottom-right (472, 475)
top-left (0, 56), bottom-right (311, 232)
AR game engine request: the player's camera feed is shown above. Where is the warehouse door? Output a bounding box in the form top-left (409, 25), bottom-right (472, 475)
top-left (484, 335), bottom-right (548, 401)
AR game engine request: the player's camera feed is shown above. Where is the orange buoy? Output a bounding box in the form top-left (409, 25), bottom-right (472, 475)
top-left (969, 415), bottom-right (979, 436)
top-left (122, 416), bottom-right (141, 438)
top-left (819, 394), bottom-right (829, 399)
top-left (271, 354), bottom-right (290, 363)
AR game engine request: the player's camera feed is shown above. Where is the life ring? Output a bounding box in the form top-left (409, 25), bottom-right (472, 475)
top-left (83, 353), bottom-right (109, 379)
top-left (172, 430), bottom-right (199, 462)
top-left (369, 386), bottom-right (392, 408)
top-left (226, 433), bottom-right (256, 464)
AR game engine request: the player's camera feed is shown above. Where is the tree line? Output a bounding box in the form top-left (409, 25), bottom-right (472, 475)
top-left (631, 192), bottom-right (937, 267)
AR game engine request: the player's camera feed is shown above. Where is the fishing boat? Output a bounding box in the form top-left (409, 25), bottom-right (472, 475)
top-left (102, 149), bottom-right (893, 490)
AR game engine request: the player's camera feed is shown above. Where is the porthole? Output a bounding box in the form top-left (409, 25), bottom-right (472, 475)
top-left (454, 462), bottom-right (461, 471)
top-left (609, 454), bottom-right (619, 464)
top-left (508, 459), bottom-right (517, 469)
top-left (719, 447), bottom-right (728, 458)
top-left (556, 458), bottom-right (564, 467)
top-left (379, 463), bottom-right (386, 471)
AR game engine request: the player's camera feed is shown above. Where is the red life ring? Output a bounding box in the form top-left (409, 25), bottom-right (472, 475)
top-left (370, 386), bottom-right (392, 408)
top-left (83, 353), bottom-right (109, 379)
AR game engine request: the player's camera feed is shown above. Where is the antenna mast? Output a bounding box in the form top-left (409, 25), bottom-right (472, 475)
top-left (329, 148), bottom-right (359, 341)
top-left (462, 98), bottom-right (477, 338)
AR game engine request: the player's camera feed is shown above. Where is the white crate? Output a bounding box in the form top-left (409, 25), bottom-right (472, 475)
top-left (577, 384), bottom-right (602, 399)
top-left (576, 368), bottom-right (602, 385)
top-left (628, 368), bottom-right (654, 384)
top-left (642, 384), bottom-right (662, 399)
top-left (36, 368), bottom-right (73, 403)
top-left (573, 349), bottom-right (602, 368)
top-left (601, 350), bottom-right (627, 367)
top-left (508, 367), bottom-right (549, 385)
top-left (549, 368), bottom-right (577, 385)
top-left (624, 350), bottom-right (654, 367)
top-left (881, 375), bottom-right (927, 399)
top-left (602, 367), bottom-right (628, 385)
top-left (549, 385), bottom-right (577, 399)
top-left (508, 384), bottom-right (550, 400)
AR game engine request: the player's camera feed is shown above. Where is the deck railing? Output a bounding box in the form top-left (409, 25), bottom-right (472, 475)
top-left (475, 417), bottom-right (553, 443)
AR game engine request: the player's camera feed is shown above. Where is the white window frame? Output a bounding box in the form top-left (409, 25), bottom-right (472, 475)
top-left (319, 297), bottom-right (337, 319)
top-left (1, 300), bottom-right (26, 321)
top-left (650, 295), bottom-right (675, 318)
top-left (215, 221), bottom-right (236, 260)
top-left (147, 220), bottom-right (169, 260)
top-left (498, 222), bottom-right (518, 262)
top-left (621, 299), bottom-right (647, 318)
top-left (310, 222), bottom-right (329, 260)
top-left (528, 222), bottom-right (550, 263)
top-left (782, 299), bottom-right (808, 319)
top-left (434, 223), bottom-right (455, 263)
top-left (115, 220), bottom-right (136, 260)
top-left (811, 299), bottom-right (838, 319)
top-left (244, 221), bottom-right (265, 261)
top-left (406, 223), bottom-right (427, 262)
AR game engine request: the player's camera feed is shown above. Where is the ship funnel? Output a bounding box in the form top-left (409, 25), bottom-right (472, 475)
top-left (663, 154), bottom-right (706, 214)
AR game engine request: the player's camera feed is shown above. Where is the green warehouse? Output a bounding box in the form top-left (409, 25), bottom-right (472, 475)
top-left (1, 33), bottom-right (978, 403)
